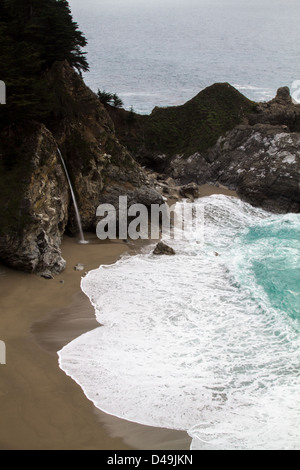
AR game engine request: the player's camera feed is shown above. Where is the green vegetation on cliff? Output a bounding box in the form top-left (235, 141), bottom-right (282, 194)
top-left (0, 1), bottom-right (90, 238)
top-left (97, 90), bottom-right (124, 108)
top-left (0, 127), bottom-right (34, 235)
top-left (145, 83), bottom-right (255, 155)
top-left (106, 83), bottom-right (256, 160)
top-left (106, 83), bottom-right (256, 166)
top-left (0, 0), bottom-right (88, 126)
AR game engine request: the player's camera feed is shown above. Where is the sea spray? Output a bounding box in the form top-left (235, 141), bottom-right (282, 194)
top-left (58, 195), bottom-right (300, 450)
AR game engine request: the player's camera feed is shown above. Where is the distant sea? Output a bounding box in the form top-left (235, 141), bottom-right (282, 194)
top-left (59, 1), bottom-right (300, 450)
top-left (69, 0), bottom-right (300, 114)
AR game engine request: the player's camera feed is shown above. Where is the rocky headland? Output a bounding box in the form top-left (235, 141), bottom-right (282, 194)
top-left (1, 65), bottom-right (299, 275)
top-left (0, 61), bottom-right (162, 275)
top-left (107, 84), bottom-right (300, 214)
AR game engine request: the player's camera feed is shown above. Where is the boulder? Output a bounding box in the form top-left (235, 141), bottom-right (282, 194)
top-left (249, 87), bottom-right (300, 131)
top-left (179, 182), bottom-right (200, 199)
top-left (153, 242), bottom-right (176, 256)
top-left (39, 271), bottom-right (54, 280)
top-left (74, 263), bottom-right (85, 271)
top-left (273, 86), bottom-right (293, 105)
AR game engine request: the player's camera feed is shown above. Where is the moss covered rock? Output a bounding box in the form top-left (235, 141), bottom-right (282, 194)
top-left (107, 83), bottom-right (255, 169)
top-left (0, 123), bottom-right (68, 273)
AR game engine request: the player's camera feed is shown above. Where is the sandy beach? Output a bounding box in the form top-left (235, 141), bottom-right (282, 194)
top-left (0, 185), bottom-right (236, 450)
top-left (0, 235), bottom-right (190, 450)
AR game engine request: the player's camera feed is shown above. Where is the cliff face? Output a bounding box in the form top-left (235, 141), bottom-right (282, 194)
top-left (1, 72), bottom-right (299, 275)
top-left (209, 125), bottom-right (300, 213)
top-left (164, 88), bottom-right (300, 213)
top-left (46, 61), bottom-right (159, 233)
top-left (106, 83), bottom-right (256, 170)
top-left (0, 123), bottom-right (68, 273)
top-left (0, 61), bottom-right (162, 274)
top-left (168, 123), bottom-right (300, 213)
top-left (109, 86), bottom-right (300, 214)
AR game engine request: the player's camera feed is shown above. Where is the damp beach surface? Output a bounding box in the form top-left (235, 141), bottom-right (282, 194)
top-left (0, 186), bottom-right (233, 450)
top-left (0, 234), bottom-right (190, 450)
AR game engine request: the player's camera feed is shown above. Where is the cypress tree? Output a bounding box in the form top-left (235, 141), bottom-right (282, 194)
top-left (0, 0), bottom-right (89, 126)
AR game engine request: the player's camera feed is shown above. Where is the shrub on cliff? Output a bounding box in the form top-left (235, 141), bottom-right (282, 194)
top-left (97, 89), bottom-right (124, 108)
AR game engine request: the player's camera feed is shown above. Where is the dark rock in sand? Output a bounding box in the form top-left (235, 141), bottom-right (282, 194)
top-left (153, 242), bottom-right (176, 256)
top-left (74, 263), bottom-right (85, 271)
top-left (179, 182), bottom-right (200, 199)
top-left (39, 271), bottom-right (54, 280)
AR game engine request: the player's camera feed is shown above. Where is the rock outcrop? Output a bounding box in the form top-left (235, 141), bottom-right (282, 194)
top-left (248, 87), bottom-right (300, 131)
top-left (208, 124), bottom-right (300, 213)
top-left (47, 61), bottom-right (162, 233)
top-left (0, 123), bottom-right (68, 273)
top-left (153, 242), bottom-right (176, 256)
top-left (0, 61), bottom-right (162, 274)
top-left (108, 85), bottom-right (300, 214)
top-left (165, 121), bottom-right (300, 213)
top-left (107, 82), bottom-right (256, 173)
top-left (1, 78), bottom-right (299, 275)
top-left (113, 86), bottom-right (300, 214)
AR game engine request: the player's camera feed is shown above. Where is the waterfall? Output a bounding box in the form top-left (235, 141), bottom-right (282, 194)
top-left (57, 148), bottom-right (87, 244)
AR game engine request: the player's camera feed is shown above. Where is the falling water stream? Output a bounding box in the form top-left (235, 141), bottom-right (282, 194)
top-left (57, 148), bottom-right (87, 244)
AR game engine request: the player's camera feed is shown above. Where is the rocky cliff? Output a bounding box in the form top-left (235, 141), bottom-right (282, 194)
top-left (165, 88), bottom-right (300, 213)
top-left (108, 86), bottom-right (300, 214)
top-left (167, 123), bottom-right (300, 213)
top-left (0, 61), bottom-right (162, 275)
top-left (1, 74), bottom-right (299, 275)
top-left (0, 122), bottom-right (68, 274)
top-left (46, 61), bottom-right (162, 232)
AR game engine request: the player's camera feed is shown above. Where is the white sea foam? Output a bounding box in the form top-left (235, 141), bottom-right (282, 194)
top-left (58, 195), bottom-right (300, 450)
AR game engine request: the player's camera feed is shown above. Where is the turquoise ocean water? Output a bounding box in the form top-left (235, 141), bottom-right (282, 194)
top-left (237, 216), bottom-right (300, 325)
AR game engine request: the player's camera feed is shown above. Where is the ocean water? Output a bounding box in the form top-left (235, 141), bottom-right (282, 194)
top-left (58, 195), bottom-right (300, 450)
top-left (68, 0), bottom-right (300, 113)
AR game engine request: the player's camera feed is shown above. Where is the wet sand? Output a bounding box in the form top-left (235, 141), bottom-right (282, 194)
top-left (0, 186), bottom-right (237, 450)
top-left (0, 234), bottom-right (190, 450)
top-left (198, 183), bottom-right (237, 198)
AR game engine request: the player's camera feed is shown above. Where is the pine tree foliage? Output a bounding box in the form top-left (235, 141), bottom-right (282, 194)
top-left (97, 89), bottom-right (114, 106)
top-left (0, 0), bottom-right (89, 126)
top-left (97, 89), bottom-right (124, 108)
